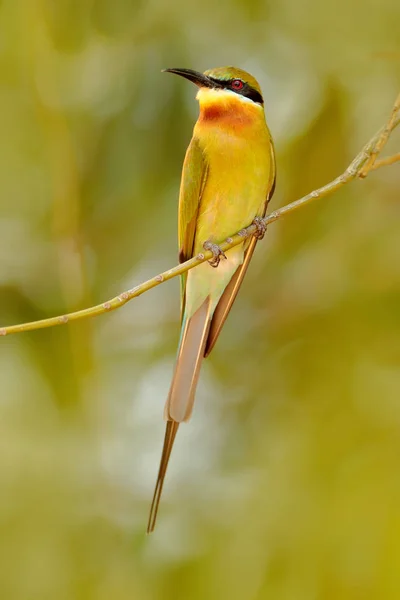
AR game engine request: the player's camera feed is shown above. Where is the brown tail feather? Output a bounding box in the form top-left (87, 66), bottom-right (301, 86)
top-left (165, 297), bottom-right (211, 422)
top-left (147, 420), bottom-right (179, 533)
top-left (147, 297), bottom-right (211, 532)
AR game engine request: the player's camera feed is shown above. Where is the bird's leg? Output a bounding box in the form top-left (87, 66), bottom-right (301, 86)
top-left (252, 216), bottom-right (267, 240)
top-left (203, 241), bottom-right (227, 268)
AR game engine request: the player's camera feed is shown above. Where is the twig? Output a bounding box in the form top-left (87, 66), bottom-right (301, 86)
top-left (372, 152), bottom-right (400, 170)
top-left (359, 92), bottom-right (400, 177)
top-left (1, 93), bottom-right (399, 338)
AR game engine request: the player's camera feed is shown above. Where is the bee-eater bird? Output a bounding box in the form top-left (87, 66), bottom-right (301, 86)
top-left (147, 66), bottom-right (276, 532)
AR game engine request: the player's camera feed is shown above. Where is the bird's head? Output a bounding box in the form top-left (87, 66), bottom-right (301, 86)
top-left (163, 67), bottom-right (265, 123)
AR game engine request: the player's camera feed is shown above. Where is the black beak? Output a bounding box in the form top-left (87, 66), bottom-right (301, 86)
top-left (163, 68), bottom-right (215, 88)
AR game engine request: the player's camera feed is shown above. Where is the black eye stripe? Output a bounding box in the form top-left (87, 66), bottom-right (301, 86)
top-left (207, 77), bottom-right (264, 105)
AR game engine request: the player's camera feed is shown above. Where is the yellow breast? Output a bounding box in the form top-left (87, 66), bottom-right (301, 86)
top-left (192, 88), bottom-right (274, 252)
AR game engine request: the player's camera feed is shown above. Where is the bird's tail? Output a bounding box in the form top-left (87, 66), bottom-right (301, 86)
top-left (147, 297), bottom-right (211, 533)
top-left (147, 420), bottom-right (179, 533)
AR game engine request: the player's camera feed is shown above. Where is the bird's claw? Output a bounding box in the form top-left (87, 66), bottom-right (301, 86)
top-left (203, 241), bottom-right (227, 268)
top-left (252, 216), bottom-right (267, 240)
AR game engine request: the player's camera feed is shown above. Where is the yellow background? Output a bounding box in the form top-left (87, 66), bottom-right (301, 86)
top-left (0, 0), bottom-right (399, 598)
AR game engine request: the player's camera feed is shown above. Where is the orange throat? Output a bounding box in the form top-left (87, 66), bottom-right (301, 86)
top-left (196, 88), bottom-right (263, 129)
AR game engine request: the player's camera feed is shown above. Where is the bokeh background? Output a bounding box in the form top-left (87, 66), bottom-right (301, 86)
top-left (0, 0), bottom-right (400, 598)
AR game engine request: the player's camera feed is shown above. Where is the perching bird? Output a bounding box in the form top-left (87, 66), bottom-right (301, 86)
top-left (147, 66), bottom-right (276, 532)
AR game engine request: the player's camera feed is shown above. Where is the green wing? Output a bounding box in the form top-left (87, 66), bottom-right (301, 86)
top-left (178, 136), bottom-right (208, 319)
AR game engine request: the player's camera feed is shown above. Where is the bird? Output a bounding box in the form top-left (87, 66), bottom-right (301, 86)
top-left (147, 66), bottom-right (276, 532)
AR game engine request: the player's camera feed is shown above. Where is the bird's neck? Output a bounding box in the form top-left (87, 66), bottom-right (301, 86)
top-left (196, 88), bottom-right (265, 132)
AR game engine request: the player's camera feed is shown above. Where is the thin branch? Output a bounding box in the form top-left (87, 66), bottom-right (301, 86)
top-left (372, 152), bottom-right (400, 170)
top-left (1, 92), bottom-right (399, 338)
top-left (359, 92), bottom-right (400, 177)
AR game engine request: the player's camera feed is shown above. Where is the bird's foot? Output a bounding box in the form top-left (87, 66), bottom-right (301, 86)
top-left (252, 216), bottom-right (267, 240)
top-left (203, 241), bottom-right (227, 268)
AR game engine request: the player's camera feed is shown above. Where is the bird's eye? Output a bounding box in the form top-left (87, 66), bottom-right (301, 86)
top-left (231, 79), bottom-right (244, 90)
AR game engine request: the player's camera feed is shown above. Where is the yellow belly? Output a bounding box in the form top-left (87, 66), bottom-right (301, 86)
top-left (193, 125), bottom-right (272, 254)
top-left (184, 121), bottom-right (273, 317)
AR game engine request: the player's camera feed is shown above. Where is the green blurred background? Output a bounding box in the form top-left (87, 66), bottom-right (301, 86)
top-left (0, 0), bottom-right (400, 598)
